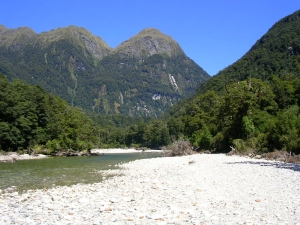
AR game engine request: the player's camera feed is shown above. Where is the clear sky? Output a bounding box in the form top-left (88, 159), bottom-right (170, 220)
top-left (1, 0), bottom-right (299, 76)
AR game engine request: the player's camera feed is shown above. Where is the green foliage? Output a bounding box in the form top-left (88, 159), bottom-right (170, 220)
top-left (0, 76), bottom-right (96, 152)
top-left (94, 119), bottom-right (172, 149)
top-left (242, 116), bottom-right (255, 138)
top-left (232, 139), bottom-right (246, 152)
top-left (191, 125), bottom-right (212, 150)
top-left (273, 105), bottom-right (300, 153)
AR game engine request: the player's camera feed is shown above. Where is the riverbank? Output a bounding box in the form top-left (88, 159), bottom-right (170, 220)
top-left (0, 152), bottom-right (48, 163)
top-left (1, 154), bottom-right (300, 224)
top-left (91, 148), bottom-right (163, 154)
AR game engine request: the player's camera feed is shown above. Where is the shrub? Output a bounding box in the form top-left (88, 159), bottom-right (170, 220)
top-left (232, 139), bottom-right (246, 152)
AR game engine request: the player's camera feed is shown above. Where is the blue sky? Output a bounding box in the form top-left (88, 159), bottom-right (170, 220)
top-left (1, 0), bottom-right (299, 76)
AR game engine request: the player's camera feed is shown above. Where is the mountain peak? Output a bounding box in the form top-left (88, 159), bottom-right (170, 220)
top-left (138, 28), bottom-right (168, 36)
top-left (37, 26), bottom-right (111, 59)
top-left (113, 28), bottom-right (184, 57)
top-left (0, 25), bottom-right (36, 49)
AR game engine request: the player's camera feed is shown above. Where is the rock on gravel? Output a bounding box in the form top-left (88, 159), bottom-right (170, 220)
top-left (0, 154), bottom-right (299, 224)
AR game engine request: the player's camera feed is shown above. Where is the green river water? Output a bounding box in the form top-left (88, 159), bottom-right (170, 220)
top-left (0, 152), bottom-right (162, 192)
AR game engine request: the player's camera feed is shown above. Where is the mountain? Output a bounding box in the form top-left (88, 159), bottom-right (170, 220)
top-left (0, 26), bottom-right (210, 116)
top-left (196, 9), bottom-right (300, 95)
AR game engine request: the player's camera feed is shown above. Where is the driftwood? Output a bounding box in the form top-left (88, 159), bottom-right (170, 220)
top-left (226, 146), bottom-right (236, 156)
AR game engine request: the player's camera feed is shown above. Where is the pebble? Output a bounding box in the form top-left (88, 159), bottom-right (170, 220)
top-left (0, 154), bottom-right (299, 224)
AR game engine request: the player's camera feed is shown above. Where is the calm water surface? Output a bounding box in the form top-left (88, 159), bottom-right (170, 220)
top-left (0, 152), bottom-right (162, 192)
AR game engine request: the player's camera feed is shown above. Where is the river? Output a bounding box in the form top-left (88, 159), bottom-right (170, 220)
top-left (0, 152), bottom-right (162, 192)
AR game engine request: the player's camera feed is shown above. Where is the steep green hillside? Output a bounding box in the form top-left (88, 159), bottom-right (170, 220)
top-left (0, 26), bottom-right (210, 116)
top-left (197, 9), bottom-right (300, 95)
top-left (160, 9), bottom-right (300, 155)
top-left (91, 53), bottom-right (208, 116)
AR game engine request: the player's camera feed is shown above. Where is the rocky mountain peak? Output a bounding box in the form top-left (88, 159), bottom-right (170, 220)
top-left (113, 28), bottom-right (184, 57)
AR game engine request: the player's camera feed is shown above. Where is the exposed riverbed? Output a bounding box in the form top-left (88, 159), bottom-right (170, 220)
top-left (1, 154), bottom-right (299, 224)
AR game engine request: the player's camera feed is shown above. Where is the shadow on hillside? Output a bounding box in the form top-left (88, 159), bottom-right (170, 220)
top-left (226, 160), bottom-right (300, 173)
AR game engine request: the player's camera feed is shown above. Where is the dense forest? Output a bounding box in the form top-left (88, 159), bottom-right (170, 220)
top-left (0, 75), bottom-right (96, 152)
top-left (166, 75), bottom-right (300, 154)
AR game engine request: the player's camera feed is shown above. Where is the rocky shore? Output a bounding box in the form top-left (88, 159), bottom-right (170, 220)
top-left (0, 152), bottom-right (47, 163)
top-left (0, 154), bottom-right (299, 224)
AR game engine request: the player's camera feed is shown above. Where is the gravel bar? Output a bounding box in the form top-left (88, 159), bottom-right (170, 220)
top-left (0, 154), bottom-right (299, 224)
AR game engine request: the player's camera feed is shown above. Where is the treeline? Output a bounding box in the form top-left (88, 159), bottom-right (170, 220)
top-left (97, 120), bottom-right (171, 149)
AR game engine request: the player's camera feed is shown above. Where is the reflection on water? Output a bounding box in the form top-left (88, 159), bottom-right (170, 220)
top-left (0, 152), bottom-right (162, 192)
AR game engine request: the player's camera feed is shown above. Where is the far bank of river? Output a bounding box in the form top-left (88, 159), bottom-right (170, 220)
top-left (0, 152), bottom-right (162, 192)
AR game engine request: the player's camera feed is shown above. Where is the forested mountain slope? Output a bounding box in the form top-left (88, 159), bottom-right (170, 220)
top-left (0, 26), bottom-right (210, 116)
top-left (197, 9), bottom-right (300, 95)
top-left (163, 9), bottom-right (300, 155)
